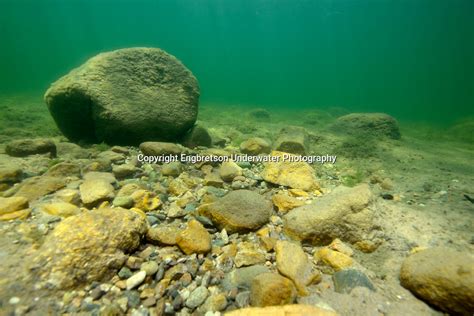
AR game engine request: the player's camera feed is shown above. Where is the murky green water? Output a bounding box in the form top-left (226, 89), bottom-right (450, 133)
top-left (0, 0), bottom-right (473, 124)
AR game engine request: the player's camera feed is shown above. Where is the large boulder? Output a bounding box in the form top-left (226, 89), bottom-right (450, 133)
top-left (283, 184), bottom-right (378, 246)
top-left (400, 247), bottom-right (474, 315)
top-left (44, 47), bottom-right (199, 145)
top-left (332, 113), bottom-right (401, 139)
top-left (30, 208), bottom-right (147, 289)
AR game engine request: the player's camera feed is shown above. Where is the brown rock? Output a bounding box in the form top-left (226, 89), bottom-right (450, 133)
top-left (0, 196), bottom-right (29, 215)
top-left (316, 248), bottom-right (353, 271)
top-left (274, 126), bottom-right (308, 155)
top-left (250, 273), bottom-right (296, 307)
top-left (275, 240), bottom-right (320, 295)
top-left (176, 219), bottom-right (212, 255)
top-left (400, 247), bottom-right (474, 315)
top-left (80, 179), bottom-right (115, 206)
top-left (198, 190), bottom-right (272, 234)
top-left (272, 192), bottom-right (305, 213)
top-left (240, 138), bottom-right (271, 155)
top-left (146, 225), bottom-right (181, 245)
top-left (13, 176), bottom-right (66, 202)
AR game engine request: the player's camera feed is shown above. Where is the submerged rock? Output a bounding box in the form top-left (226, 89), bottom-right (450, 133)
top-left (333, 269), bottom-right (375, 294)
top-left (198, 190), bottom-right (272, 233)
top-left (400, 247), bottom-right (474, 315)
top-left (274, 126), bottom-right (308, 155)
top-left (176, 219), bottom-right (211, 255)
top-left (332, 113), bottom-right (401, 139)
top-left (226, 305), bottom-right (337, 316)
top-left (250, 273), bottom-right (296, 307)
top-left (139, 141), bottom-right (186, 156)
top-left (31, 207), bottom-right (147, 289)
top-left (240, 137), bottom-right (271, 155)
top-left (262, 151), bottom-right (319, 191)
top-left (5, 138), bottom-right (56, 157)
top-left (222, 265), bottom-right (270, 291)
top-left (181, 124), bottom-right (212, 148)
top-left (275, 240), bottom-right (320, 295)
top-left (283, 184), bottom-right (377, 246)
top-left (44, 47), bottom-right (199, 145)
top-left (12, 176), bottom-right (66, 202)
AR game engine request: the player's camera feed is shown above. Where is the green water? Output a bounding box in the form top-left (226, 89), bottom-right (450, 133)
top-left (0, 0), bottom-right (473, 124)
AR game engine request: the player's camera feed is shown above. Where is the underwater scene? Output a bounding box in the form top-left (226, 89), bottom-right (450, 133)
top-left (0, 0), bottom-right (473, 315)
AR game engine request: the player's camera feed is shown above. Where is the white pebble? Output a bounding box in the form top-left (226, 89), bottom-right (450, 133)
top-left (126, 270), bottom-right (147, 290)
top-left (9, 297), bottom-right (20, 305)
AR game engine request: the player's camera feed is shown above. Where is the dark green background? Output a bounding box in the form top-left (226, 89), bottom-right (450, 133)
top-left (1, 0), bottom-right (472, 123)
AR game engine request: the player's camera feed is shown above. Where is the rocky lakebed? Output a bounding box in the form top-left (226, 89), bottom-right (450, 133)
top-left (0, 48), bottom-right (473, 316)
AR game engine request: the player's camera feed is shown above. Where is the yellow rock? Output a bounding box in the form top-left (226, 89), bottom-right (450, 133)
top-left (288, 189), bottom-right (309, 197)
top-left (328, 238), bottom-right (354, 257)
top-left (235, 241), bottom-right (266, 267)
top-left (250, 273), bottom-right (296, 307)
top-left (275, 240), bottom-right (320, 295)
top-left (13, 176), bottom-right (66, 202)
top-left (259, 236), bottom-right (277, 252)
top-left (168, 178), bottom-right (189, 196)
top-left (0, 208), bottom-right (31, 221)
top-left (225, 304), bottom-right (338, 316)
top-left (54, 189), bottom-right (81, 205)
top-left (0, 196), bottom-right (29, 215)
top-left (176, 191), bottom-right (194, 208)
top-left (147, 225), bottom-right (181, 245)
top-left (272, 192), bottom-right (305, 213)
top-left (316, 248), bottom-right (353, 271)
top-left (176, 219), bottom-right (211, 255)
top-left (41, 202), bottom-right (81, 217)
top-left (131, 190), bottom-right (161, 212)
top-left (256, 227), bottom-right (270, 238)
top-left (262, 151), bottom-right (319, 191)
top-left (354, 240), bottom-right (380, 253)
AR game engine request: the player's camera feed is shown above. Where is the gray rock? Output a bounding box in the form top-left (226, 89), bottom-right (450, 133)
top-left (198, 190), bottom-right (272, 234)
top-left (185, 286), bottom-right (209, 309)
top-left (283, 184), bottom-right (378, 246)
top-left (44, 47), bottom-right (199, 145)
top-left (235, 291), bottom-right (250, 308)
top-left (332, 113), bottom-right (401, 139)
top-left (332, 269), bottom-right (375, 294)
top-left (112, 164), bottom-right (137, 179)
top-left (182, 124), bottom-right (212, 148)
top-left (248, 108), bottom-right (270, 120)
top-left (274, 126), bottom-right (308, 155)
top-left (222, 265), bottom-right (270, 290)
top-left (79, 179), bottom-right (115, 207)
top-left (45, 162), bottom-right (81, 178)
top-left (5, 138), bottom-right (56, 157)
top-left (118, 267), bottom-right (133, 279)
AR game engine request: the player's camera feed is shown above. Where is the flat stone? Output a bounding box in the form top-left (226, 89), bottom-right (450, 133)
top-left (146, 225), bottom-right (181, 245)
top-left (332, 269), bottom-right (375, 294)
top-left (161, 161), bottom-right (182, 177)
top-left (141, 261), bottom-right (159, 276)
top-left (80, 179), bottom-right (115, 206)
top-left (41, 202), bottom-right (81, 217)
top-left (400, 247), bottom-right (474, 315)
top-left (140, 142), bottom-right (185, 156)
top-left (45, 162), bottom-right (81, 177)
top-left (198, 190), bottom-right (272, 234)
top-left (112, 164), bottom-right (137, 179)
top-left (332, 112), bottom-right (401, 139)
top-left (262, 151), bottom-right (319, 191)
top-left (5, 139), bottom-right (56, 157)
top-left (225, 305), bottom-right (338, 316)
top-left (13, 176), bottom-right (66, 202)
top-left (83, 172), bottom-right (116, 184)
top-left (0, 197), bottom-right (29, 215)
top-left (250, 273), bottom-right (296, 307)
top-left (271, 192), bottom-right (305, 213)
top-left (316, 247), bottom-right (353, 271)
top-left (235, 242), bottom-right (266, 268)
